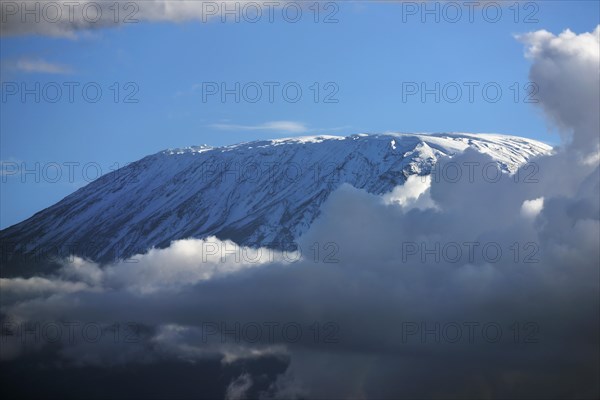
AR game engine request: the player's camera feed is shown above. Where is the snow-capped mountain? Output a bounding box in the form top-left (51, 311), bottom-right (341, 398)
top-left (0, 133), bottom-right (551, 268)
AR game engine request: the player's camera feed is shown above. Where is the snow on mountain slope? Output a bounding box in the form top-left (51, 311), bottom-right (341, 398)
top-left (0, 133), bottom-right (551, 266)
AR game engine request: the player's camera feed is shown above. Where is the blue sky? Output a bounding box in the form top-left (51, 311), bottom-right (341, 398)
top-left (1, 0), bottom-right (599, 228)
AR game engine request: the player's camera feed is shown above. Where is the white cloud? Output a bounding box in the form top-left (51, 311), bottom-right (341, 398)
top-left (211, 121), bottom-right (309, 134)
top-left (0, 276), bottom-right (92, 297)
top-left (15, 58), bottom-right (72, 74)
top-left (517, 26), bottom-right (600, 157)
top-left (382, 174), bottom-right (437, 210)
top-left (21, 237), bottom-right (295, 296)
top-left (521, 197), bottom-right (544, 219)
top-left (225, 373), bottom-right (253, 400)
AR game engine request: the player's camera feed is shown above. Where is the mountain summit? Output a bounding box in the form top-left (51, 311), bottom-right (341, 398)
top-left (0, 133), bottom-right (551, 270)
